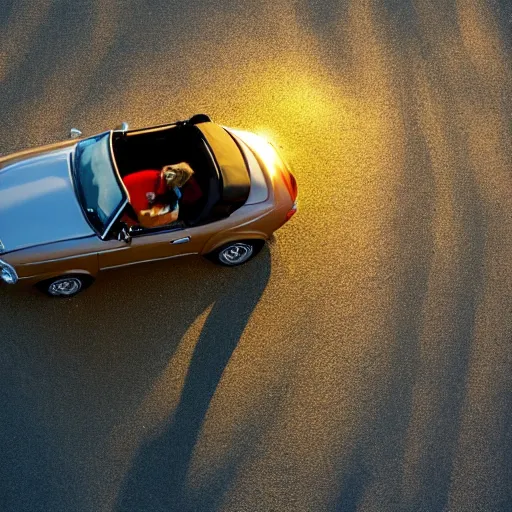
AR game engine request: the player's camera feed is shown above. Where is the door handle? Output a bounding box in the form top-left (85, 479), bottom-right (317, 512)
top-left (171, 237), bottom-right (190, 244)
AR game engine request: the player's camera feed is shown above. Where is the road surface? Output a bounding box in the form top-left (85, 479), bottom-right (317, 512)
top-left (0, 1), bottom-right (511, 510)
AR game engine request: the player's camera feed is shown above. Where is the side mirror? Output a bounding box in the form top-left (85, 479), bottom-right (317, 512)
top-left (117, 226), bottom-right (132, 244)
top-left (70, 128), bottom-right (83, 139)
top-left (115, 122), bottom-right (129, 132)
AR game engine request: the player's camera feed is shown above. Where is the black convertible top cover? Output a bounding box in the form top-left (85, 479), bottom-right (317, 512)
top-left (196, 122), bottom-right (250, 215)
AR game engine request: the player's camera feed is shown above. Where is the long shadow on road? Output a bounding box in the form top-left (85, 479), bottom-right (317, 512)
top-left (0, 248), bottom-right (270, 512)
top-left (115, 252), bottom-right (271, 512)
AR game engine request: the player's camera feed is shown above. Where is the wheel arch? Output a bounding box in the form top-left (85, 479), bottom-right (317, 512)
top-left (27, 269), bottom-right (96, 287)
top-left (201, 230), bottom-right (268, 255)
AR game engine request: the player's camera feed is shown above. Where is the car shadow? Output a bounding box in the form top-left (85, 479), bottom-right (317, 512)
top-left (114, 249), bottom-right (271, 512)
top-left (0, 247), bottom-right (270, 512)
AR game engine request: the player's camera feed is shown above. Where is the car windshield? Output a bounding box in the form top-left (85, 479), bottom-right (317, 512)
top-left (74, 132), bottom-right (125, 234)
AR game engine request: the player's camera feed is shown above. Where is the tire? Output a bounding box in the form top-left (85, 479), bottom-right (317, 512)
top-left (189, 113), bottom-right (211, 125)
top-left (205, 240), bottom-right (265, 267)
top-left (37, 274), bottom-right (94, 298)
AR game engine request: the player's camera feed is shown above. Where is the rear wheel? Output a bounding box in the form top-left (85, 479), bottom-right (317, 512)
top-left (37, 275), bottom-right (94, 298)
top-left (206, 240), bottom-right (264, 266)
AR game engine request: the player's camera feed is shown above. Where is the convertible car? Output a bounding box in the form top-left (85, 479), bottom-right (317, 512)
top-left (0, 114), bottom-right (297, 297)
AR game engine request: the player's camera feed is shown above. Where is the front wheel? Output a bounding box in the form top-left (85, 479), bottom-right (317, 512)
top-left (37, 275), bottom-right (94, 297)
top-left (205, 240), bottom-right (265, 266)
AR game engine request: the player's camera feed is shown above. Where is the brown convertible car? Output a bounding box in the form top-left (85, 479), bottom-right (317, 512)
top-left (0, 115), bottom-right (297, 297)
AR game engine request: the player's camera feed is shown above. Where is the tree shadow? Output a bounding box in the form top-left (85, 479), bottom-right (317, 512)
top-left (115, 251), bottom-right (271, 512)
top-left (334, 445), bottom-right (372, 512)
top-left (0, 0), bottom-right (16, 28)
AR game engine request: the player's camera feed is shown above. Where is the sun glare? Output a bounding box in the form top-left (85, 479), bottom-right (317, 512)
top-left (229, 128), bottom-right (281, 178)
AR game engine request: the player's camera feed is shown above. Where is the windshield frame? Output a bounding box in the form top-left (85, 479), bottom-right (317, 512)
top-left (72, 131), bottom-right (128, 239)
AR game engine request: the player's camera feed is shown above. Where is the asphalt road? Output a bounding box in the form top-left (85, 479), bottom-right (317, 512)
top-left (1, 1), bottom-right (511, 511)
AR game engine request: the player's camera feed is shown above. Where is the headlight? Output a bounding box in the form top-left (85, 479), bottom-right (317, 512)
top-left (0, 259), bottom-right (18, 284)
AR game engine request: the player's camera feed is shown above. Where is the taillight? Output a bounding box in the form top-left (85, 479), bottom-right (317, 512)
top-left (286, 201), bottom-right (298, 221)
top-left (283, 170), bottom-right (298, 201)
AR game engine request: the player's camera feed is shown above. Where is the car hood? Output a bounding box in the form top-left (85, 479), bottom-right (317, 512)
top-left (0, 146), bottom-right (94, 254)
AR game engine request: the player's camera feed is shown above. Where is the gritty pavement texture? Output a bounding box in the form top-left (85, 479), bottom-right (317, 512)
top-left (0, 1), bottom-right (511, 511)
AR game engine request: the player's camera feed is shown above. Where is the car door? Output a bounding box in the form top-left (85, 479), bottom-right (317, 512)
top-left (98, 226), bottom-right (195, 270)
top-left (178, 220), bottom-right (222, 255)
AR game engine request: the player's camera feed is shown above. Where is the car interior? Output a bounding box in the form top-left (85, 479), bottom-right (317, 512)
top-left (111, 124), bottom-right (221, 232)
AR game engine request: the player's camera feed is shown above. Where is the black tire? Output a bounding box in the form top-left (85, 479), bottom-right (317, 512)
top-left (205, 240), bottom-right (265, 267)
top-left (37, 274), bottom-right (94, 298)
top-left (188, 113), bottom-right (211, 125)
